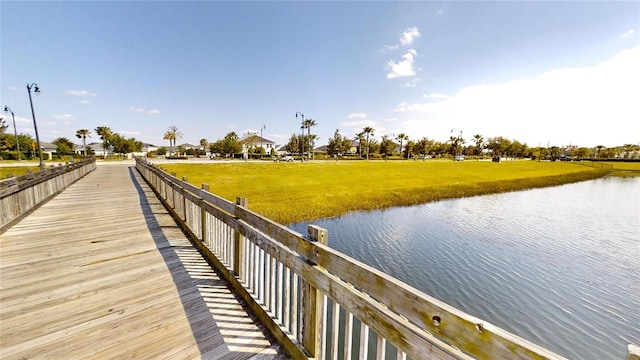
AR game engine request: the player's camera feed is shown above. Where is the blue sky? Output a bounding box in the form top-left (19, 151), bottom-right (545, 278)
top-left (1, 1), bottom-right (638, 149)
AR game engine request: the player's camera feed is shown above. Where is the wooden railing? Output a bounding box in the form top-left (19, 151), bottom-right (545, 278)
top-left (135, 158), bottom-right (573, 360)
top-left (0, 158), bottom-right (96, 232)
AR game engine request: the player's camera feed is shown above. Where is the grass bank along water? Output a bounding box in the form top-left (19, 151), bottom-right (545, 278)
top-left (159, 160), bottom-right (610, 224)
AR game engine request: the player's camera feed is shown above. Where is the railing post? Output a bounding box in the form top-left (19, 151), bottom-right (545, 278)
top-left (301, 224), bottom-right (328, 358)
top-left (233, 197), bottom-right (248, 278)
top-left (627, 344), bottom-right (640, 360)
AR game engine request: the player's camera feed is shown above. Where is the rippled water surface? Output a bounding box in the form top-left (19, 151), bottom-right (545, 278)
top-left (290, 177), bottom-right (640, 359)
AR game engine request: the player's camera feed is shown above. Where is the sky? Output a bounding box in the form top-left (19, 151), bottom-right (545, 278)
top-left (1, 1), bottom-right (639, 149)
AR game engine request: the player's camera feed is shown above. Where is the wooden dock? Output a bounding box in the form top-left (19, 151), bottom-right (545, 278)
top-left (0, 163), bottom-right (288, 359)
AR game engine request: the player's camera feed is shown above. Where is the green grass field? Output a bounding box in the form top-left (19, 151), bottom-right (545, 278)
top-left (160, 160), bottom-right (611, 224)
top-left (0, 166), bottom-right (40, 178)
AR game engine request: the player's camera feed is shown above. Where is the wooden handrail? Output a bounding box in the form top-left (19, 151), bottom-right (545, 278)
top-left (1, 158), bottom-right (96, 232)
top-left (135, 158), bottom-right (632, 360)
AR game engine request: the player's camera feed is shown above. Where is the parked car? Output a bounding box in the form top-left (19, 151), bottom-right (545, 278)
top-left (454, 155), bottom-right (465, 161)
top-left (282, 155), bottom-right (294, 162)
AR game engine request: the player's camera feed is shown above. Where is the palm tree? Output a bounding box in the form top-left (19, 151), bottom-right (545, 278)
top-left (396, 133), bottom-right (408, 159)
top-left (75, 129), bottom-right (91, 157)
top-left (303, 118), bottom-right (317, 160)
top-left (199, 138), bottom-right (208, 157)
top-left (95, 126), bottom-right (113, 155)
top-left (354, 132), bottom-right (365, 158)
top-left (473, 134), bottom-right (484, 160)
top-left (163, 125), bottom-right (183, 154)
top-left (363, 126), bottom-right (375, 160)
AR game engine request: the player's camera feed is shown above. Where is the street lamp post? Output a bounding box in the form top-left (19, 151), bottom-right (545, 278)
top-left (27, 83), bottom-right (45, 170)
top-left (3, 106), bottom-right (21, 162)
top-left (296, 111), bottom-right (304, 162)
top-left (260, 125), bottom-right (266, 159)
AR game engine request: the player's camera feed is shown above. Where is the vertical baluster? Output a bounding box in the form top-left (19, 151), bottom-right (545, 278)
top-left (360, 323), bottom-right (370, 359)
top-left (376, 335), bottom-right (386, 360)
top-left (345, 312), bottom-right (354, 359)
top-left (331, 301), bottom-right (340, 360)
top-left (277, 261), bottom-right (284, 324)
top-left (259, 247), bottom-right (265, 304)
top-left (253, 243), bottom-right (259, 297)
top-left (265, 252), bottom-right (271, 310)
top-left (292, 273), bottom-right (299, 340)
top-left (270, 256), bottom-right (277, 315)
top-left (284, 267), bottom-right (291, 330)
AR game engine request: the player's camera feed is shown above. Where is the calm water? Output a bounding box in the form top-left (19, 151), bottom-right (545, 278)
top-left (290, 177), bottom-right (640, 360)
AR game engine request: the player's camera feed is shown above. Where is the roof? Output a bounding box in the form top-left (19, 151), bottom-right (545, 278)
top-left (39, 142), bottom-right (58, 151)
top-left (240, 135), bottom-right (275, 145)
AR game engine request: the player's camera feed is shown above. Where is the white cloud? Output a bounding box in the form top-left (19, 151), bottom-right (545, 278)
top-left (339, 120), bottom-right (376, 129)
top-left (65, 90), bottom-right (97, 97)
top-left (622, 29), bottom-right (635, 38)
top-left (52, 114), bottom-right (75, 120)
top-left (397, 45), bottom-right (640, 147)
top-left (387, 49), bottom-right (418, 79)
top-left (129, 106), bottom-right (160, 114)
top-left (117, 130), bottom-right (142, 136)
top-left (423, 93), bottom-right (450, 100)
top-left (80, 100), bottom-right (91, 104)
top-left (382, 27), bottom-right (421, 51)
top-left (348, 113), bottom-right (367, 119)
top-left (13, 116), bottom-right (31, 124)
top-left (400, 27), bottom-right (420, 46)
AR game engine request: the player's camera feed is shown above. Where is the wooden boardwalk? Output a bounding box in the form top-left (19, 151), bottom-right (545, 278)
top-left (0, 163), bottom-right (288, 360)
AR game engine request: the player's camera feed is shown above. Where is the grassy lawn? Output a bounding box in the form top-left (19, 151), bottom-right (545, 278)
top-left (159, 160), bottom-right (610, 224)
top-left (0, 166), bottom-right (41, 178)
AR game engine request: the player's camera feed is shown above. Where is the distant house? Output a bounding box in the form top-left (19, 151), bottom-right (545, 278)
top-left (274, 144), bottom-right (288, 156)
top-left (177, 143), bottom-right (197, 150)
top-left (315, 145), bottom-right (328, 152)
top-left (347, 140), bottom-right (359, 155)
top-left (240, 135), bottom-right (276, 153)
top-left (39, 142), bottom-right (58, 160)
top-left (141, 143), bottom-right (158, 153)
top-left (86, 142), bottom-right (108, 156)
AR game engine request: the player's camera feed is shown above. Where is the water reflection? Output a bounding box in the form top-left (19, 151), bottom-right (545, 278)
top-left (290, 177), bottom-right (640, 360)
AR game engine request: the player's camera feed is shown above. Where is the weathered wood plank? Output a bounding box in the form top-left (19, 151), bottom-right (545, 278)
top-left (0, 163), bottom-right (287, 360)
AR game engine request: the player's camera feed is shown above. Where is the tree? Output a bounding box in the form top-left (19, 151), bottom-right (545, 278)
top-left (109, 133), bottom-right (143, 155)
top-left (354, 132), bottom-right (365, 158)
top-left (303, 118), bottom-right (317, 160)
top-left (415, 137), bottom-right (435, 158)
top-left (573, 147), bottom-right (591, 159)
top-left (75, 129), bottom-right (91, 157)
top-left (363, 126), bottom-right (375, 159)
top-left (379, 135), bottom-right (396, 160)
top-left (404, 140), bottom-right (415, 159)
top-left (0, 116), bottom-right (8, 152)
top-left (395, 133), bottom-right (409, 159)
top-left (486, 137), bottom-right (511, 158)
top-left (95, 126), bottom-right (113, 154)
top-left (199, 138), bottom-right (208, 156)
top-left (327, 129), bottom-right (352, 156)
top-left (595, 145), bottom-right (605, 159)
top-left (163, 125), bottom-right (182, 154)
top-left (472, 134), bottom-right (484, 160)
top-left (210, 132), bottom-right (242, 158)
top-left (52, 137), bottom-right (75, 156)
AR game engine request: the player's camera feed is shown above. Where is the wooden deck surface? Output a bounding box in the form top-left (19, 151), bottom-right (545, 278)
top-left (0, 163), bottom-right (288, 360)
